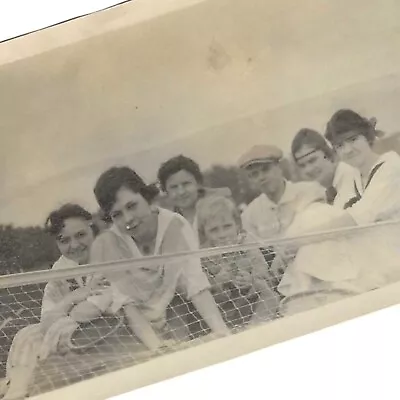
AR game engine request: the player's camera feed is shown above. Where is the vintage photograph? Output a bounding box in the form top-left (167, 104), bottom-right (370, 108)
top-left (1, 0), bottom-right (400, 399)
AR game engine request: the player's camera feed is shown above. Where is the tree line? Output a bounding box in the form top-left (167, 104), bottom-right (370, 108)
top-left (0, 161), bottom-right (296, 275)
top-left (0, 225), bottom-right (59, 275)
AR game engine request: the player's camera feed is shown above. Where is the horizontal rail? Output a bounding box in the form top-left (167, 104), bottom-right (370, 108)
top-left (0, 219), bottom-right (399, 289)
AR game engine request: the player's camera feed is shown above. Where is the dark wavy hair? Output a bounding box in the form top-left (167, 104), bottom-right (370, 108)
top-left (45, 203), bottom-right (94, 236)
top-left (157, 155), bottom-right (203, 191)
top-left (94, 166), bottom-right (159, 217)
top-left (325, 109), bottom-right (376, 146)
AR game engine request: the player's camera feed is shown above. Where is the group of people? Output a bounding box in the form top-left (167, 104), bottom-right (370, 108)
top-left (2, 108), bottom-right (400, 399)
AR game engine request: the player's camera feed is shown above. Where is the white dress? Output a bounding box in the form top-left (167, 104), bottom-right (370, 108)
top-left (90, 208), bottom-right (210, 329)
top-left (279, 151), bottom-right (400, 298)
top-left (2, 256), bottom-right (110, 399)
top-left (346, 151), bottom-right (400, 223)
top-left (277, 203), bottom-right (391, 298)
top-left (331, 161), bottom-right (362, 209)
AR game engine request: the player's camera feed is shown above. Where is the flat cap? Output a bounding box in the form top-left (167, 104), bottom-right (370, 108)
top-left (237, 145), bottom-right (283, 168)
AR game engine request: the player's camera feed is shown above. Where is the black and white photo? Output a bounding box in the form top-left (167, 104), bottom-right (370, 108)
top-left (1, 0), bottom-right (400, 399)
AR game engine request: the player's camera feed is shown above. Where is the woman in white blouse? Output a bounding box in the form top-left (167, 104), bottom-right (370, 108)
top-left (275, 110), bottom-right (400, 304)
top-left (325, 110), bottom-right (400, 221)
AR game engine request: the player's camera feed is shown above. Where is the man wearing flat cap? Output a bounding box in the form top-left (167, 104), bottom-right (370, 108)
top-left (238, 144), bottom-right (325, 240)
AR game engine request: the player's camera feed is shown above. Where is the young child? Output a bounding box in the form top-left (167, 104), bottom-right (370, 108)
top-left (196, 196), bottom-right (280, 329)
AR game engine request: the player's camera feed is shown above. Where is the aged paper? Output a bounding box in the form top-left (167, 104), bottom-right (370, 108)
top-left (1, 0), bottom-right (400, 399)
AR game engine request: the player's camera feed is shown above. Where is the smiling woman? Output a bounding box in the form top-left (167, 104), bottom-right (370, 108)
top-left (46, 205), bottom-right (95, 266)
top-left (291, 128), bottom-right (362, 209)
top-left (325, 109), bottom-right (400, 222)
top-left (90, 166), bottom-right (230, 352)
top-left (1, 204), bottom-right (112, 399)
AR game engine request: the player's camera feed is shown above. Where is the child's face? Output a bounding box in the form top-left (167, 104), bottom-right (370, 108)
top-left (165, 169), bottom-right (200, 211)
top-left (203, 212), bottom-right (239, 247)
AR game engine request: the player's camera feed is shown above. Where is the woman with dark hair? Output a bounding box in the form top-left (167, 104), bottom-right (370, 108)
top-left (1, 204), bottom-right (110, 400)
top-left (325, 109), bottom-right (400, 220)
top-left (157, 155), bottom-right (232, 246)
top-left (90, 166), bottom-right (230, 351)
top-left (291, 128), bottom-right (361, 208)
top-left (41, 204), bottom-right (110, 328)
top-left (274, 111), bottom-right (400, 301)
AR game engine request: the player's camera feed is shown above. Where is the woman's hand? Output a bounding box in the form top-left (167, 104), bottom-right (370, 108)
top-left (68, 287), bottom-right (92, 305)
top-left (43, 286), bottom-right (95, 327)
top-left (203, 256), bottom-right (223, 277)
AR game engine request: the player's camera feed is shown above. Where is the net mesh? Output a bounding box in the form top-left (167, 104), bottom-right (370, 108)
top-left (1, 221), bottom-right (399, 398)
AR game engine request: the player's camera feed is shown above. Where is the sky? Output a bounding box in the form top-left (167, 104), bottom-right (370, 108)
top-left (1, 0), bottom-right (400, 226)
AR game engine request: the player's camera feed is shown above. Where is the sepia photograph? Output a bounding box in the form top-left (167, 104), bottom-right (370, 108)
top-left (1, 0), bottom-right (400, 399)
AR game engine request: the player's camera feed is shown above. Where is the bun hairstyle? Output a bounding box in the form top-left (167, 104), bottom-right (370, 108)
top-left (94, 166), bottom-right (159, 217)
top-left (45, 203), bottom-right (94, 236)
top-left (325, 109), bottom-right (377, 146)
